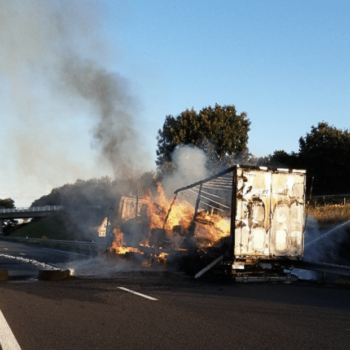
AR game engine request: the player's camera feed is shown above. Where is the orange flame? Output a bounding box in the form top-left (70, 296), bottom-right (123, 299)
top-left (145, 182), bottom-right (194, 231)
top-left (109, 228), bottom-right (140, 254)
top-left (109, 181), bottom-right (231, 257)
top-left (194, 212), bottom-right (230, 246)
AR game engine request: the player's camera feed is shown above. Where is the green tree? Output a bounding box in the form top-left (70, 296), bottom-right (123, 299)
top-left (0, 198), bottom-right (15, 209)
top-left (156, 104), bottom-right (251, 169)
top-left (0, 198), bottom-right (16, 235)
top-left (298, 122), bottom-right (350, 195)
top-left (269, 150), bottom-right (300, 169)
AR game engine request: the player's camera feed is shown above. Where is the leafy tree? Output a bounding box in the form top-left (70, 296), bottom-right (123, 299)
top-left (269, 150), bottom-right (300, 169)
top-left (0, 198), bottom-right (16, 235)
top-left (156, 104), bottom-right (251, 169)
top-left (268, 122), bottom-right (350, 195)
top-left (0, 198), bottom-right (15, 209)
top-left (298, 122), bottom-right (350, 195)
top-left (220, 151), bottom-right (270, 169)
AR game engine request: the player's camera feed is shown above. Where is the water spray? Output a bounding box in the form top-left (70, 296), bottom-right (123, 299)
top-left (305, 219), bottom-right (350, 248)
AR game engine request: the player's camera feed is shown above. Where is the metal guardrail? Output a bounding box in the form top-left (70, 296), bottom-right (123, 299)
top-left (0, 236), bottom-right (105, 247)
top-left (0, 205), bottom-right (64, 214)
top-left (313, 194), bottom-right (350, 198)
top-left (294, 260), bottom-right (350, 277)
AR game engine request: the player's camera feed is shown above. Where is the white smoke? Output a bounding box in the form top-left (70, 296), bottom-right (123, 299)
top-left (162, 145), bottom-right (209, 198)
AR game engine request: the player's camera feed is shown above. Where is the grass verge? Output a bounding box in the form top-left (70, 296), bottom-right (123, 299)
top-left (307, 203), bottom-right (350, 226)
top-left (9, 213), bottom-right (77, 240)
top-left (335, 277), bottom-right (350, 288)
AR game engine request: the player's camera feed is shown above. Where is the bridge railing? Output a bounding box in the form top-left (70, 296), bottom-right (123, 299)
top-left (0, 205), bottom-right (64, 213)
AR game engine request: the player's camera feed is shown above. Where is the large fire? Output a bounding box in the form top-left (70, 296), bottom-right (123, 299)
top-left (109, 182), bottom-right (231, 259)
top-left (109, 228), bottom-right (140, 254)
top-left (195, 212), bottom-right (231, 246)
top-left (145, 183), bottom-right (194, 231)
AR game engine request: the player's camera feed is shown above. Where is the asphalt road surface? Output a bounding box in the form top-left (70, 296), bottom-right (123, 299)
top-left (1, 240), bottom-right (350, 350)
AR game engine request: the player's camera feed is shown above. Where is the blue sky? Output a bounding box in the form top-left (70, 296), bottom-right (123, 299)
top-left (105, 0), bottom-right (349, 154)
top-left (0, 0), bottom-right (349, 206)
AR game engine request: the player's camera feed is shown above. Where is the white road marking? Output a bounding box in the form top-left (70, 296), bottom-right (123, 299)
top-left (0, 254), bottom-right (57, 270)
top-left (3, 248), bottom-right (8, 250)
top-left (118, 287), bottom-right (158, 301)
top-left (19, 253), bottom-right (26, 256)
top-left (0, 310), bottom-right (22, 350)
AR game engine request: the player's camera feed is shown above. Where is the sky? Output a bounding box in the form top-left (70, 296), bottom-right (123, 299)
top-left (0, 0), bottom-right (349, 207)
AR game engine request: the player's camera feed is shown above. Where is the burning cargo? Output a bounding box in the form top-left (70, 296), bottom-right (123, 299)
top-left (109, 165), bottom-right (307, 281)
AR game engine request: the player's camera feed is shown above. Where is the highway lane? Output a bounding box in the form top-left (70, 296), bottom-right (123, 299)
top-left (0, 240), bottom-right (93, 280)
top-left (0, 240), bottom-right (92, 261)
top-left (0, 241), bottom-right (350, 349)
top-left (1, 274), bottom-right (350, 349)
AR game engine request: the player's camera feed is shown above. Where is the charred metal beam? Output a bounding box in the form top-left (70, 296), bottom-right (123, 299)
top-left (105, 206), bottom-right (114, 250)
top-left (192, 192), bottom-right (231, 210)
top-left (178, 191), bottom-right (199, 202)
top-left (199, 188), bottom-right (231, 202)
top-left (162, 193), bottom-right (178, 229)
top-left (196, 203), bottom-right (226, 213)
top-left (180, 190), bottom-right (226, 212)
top-left (193, 184), bottom-right (203, 220)
top-left (194, 255), bottom-right (224, 278)
top-left (187, 188), bottom-right (200, 195)
top-left (187, 184), bottom-right (203, 237)
top-left (174, 166), bottom-right (236, 194)
top-left (135, 190), bottom-right (139, 220)
top-left (209, 179), bottom-right (233, 184)
top-left (201, 185), bottom-right (232, 191)
top-left (206, 184), bottom-right (232, 189)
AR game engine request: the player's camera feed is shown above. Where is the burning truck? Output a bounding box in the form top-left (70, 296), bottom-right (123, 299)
top-left (108, 165), bottom-right (307, 282)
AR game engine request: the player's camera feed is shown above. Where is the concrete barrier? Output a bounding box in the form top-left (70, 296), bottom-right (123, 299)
top-left (38, 269), bottom-right (70, 281)
top-left (0, 270), bottom-right (9, 281)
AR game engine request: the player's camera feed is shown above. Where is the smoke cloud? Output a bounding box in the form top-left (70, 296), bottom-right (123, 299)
top-left (161, 145), bottom-right (209, 198)
top-left (0, 0), bottom-right (151, 205)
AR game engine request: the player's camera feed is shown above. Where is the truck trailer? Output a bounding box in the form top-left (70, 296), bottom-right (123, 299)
top-left (170, 165), bottom-right (307, 282)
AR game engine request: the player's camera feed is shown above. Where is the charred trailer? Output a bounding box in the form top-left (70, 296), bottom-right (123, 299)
top-left (172, 165), bottom-right (307, 282)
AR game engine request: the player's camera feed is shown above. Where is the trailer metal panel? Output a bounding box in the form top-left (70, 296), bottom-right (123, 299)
top-left (234, 166), bottom-right (306, 260)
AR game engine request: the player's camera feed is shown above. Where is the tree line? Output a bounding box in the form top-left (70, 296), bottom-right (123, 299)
top-left (2, 103), bottom-right (349, 218)
top-left (0, 198), bottom-right (16, 234)
top-left (156, 104), bottom-right (350, 196)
